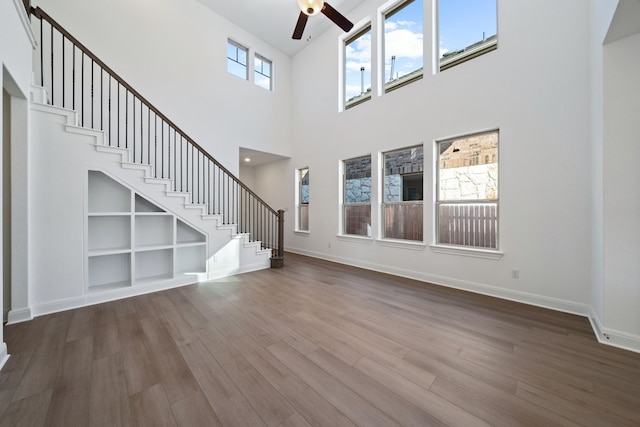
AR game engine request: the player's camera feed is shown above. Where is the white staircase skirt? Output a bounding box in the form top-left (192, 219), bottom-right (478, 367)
top-left (25, 91), bottom-right (270, 317)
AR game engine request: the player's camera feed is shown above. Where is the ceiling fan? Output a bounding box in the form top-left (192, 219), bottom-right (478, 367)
top-left (292, 0), bottom-right (354, 40)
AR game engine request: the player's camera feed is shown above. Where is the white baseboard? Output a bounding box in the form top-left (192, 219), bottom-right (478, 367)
top-left (6, 307), bottom-right (33, 325)
top-left (588, 307), bottom-right (640, 353)
top-left (0, 343), bottom-right (9, 372)
top-left (285, 247), bottom-right (640, 354)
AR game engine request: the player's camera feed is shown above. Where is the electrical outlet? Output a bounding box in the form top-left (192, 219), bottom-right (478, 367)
top-left (511, 269), bottom-right (519, 279)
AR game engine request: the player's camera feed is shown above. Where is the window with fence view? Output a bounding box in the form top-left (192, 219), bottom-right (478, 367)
top-left (343, 156), bottom-right (372, 237)
top-left (383, 145), bottom-right (424, 241)
top-left (437, 130), bottom-right (498, 249)
top-left (297, 168), bottom-right (309, 231)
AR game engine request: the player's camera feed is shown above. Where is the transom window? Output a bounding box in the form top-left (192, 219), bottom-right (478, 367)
top-left (438, 0), bottom-right (497, 71)
top-left (254, 54), bottom-right (272, 90)
top-left (382, 145), bottom-right (424, 241)
top-left (344, 25), bottom-right (372, 108)
top-left (383, 0), bottom-right (423, 92)
top-left (227, 40), bottom-right (248, 80)
top-left (436, 130), bottom-right (499, 249)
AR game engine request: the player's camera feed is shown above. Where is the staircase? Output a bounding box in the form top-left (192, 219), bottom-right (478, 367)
top-left (23, 7), bottom-right (284, 315)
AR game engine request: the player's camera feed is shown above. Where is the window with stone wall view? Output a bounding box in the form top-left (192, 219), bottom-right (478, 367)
top-left (383, 145), bottom-right (424, 241)
top-left (436, 130), bottom-right (498, 249)
top-left (343, 156), bottom-right (372, 237)
top-left (297, 168), bottom-right (309, 231)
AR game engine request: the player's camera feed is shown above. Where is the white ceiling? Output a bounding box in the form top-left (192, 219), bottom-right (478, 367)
top-left (195, 0), bottom-right (366, 56)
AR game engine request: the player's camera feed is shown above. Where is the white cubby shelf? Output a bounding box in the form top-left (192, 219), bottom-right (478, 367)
top-left (86, 170), bottom-right (207, 292)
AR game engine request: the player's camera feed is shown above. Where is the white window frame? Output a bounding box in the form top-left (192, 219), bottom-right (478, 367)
top-left (340, 155), bottom-right (372, 238)
top-left (295, 167), bottom-right (309, 232)
top-left (254, 53), bottom-right (273, 91)
top-left (378, 0), bottom-right (424, 95)
top-left (227, 39), bottom-right (248, 80)
top-left (381, 144), bottom-right (425, 242)
top-left (342, 23), bottom-right (373, 110)
top-left (435, 0), bottom-right (498, 72)
top-left (433, 129), bottom-right (502, 258)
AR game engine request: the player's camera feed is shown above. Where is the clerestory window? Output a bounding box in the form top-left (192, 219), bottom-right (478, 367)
top-left (438, 0), bottom-right (498, 71)
top-left (383, 0), bottom-right (424, 92)
top-left (227, 40), bottom-right (248, 80)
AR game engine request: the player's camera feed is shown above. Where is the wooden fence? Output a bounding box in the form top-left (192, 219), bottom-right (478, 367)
top-left (344, 204), bottom-right (371, 236)
top-left (438, 203), bottom-right (497, 249)
top-left (383, 203), bottom-right (423, 241)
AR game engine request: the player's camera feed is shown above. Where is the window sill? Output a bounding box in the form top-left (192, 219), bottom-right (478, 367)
top-left (337, 234), bottom-right (373, 244)
top-left (430, 244), bottom-right (504, 260)
top-left (376, 239), bottom-right (425, 251)
top-left (294, 230), bottom-right (310, 235)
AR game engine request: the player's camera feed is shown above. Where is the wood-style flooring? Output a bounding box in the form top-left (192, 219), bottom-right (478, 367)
top-left (1, 252), bottom-right (639, 426)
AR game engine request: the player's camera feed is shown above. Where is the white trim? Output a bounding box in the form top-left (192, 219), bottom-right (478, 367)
top-left (376, 238), bottom-right (425, 250)
top-left (430, 244), bottom-right (504, 259)
top-left (6, 307), bottom-right (32, 325)
top-left (12, 0), bottom-right (37, 49)
top-left (337, 234), bottom-right (374, 244)
top-left (0, 343), bottom-right (9, 372)
top-left (588, 307), bottom-right (640, 353)
top-left (294, 230), bottom-right (310, 235)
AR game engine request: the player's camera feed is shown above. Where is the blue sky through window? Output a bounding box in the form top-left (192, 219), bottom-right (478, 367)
top-left (439, 0), bottom-right (497, 58)
top-left (345, 28), bottom-right (372, 102)
top-left (384, 0), bottom-right (423, 83)
top-left (343, 1), bottom-right (497, 102)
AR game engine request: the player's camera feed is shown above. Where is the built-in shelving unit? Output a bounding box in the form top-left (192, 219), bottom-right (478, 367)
top-left (86, 170), bottom-right (207, 293)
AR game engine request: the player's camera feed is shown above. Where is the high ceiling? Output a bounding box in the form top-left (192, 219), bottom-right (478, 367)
top-left (195, 0), bottom-right (366, 56)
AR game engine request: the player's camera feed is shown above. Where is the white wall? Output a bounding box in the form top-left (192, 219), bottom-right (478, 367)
top-left (1, 0), bottom-right (36, 367)
top-left (602, 31), bottom-right (640, 344)
top-left (32, 0), bottom-right (294, 175)
top-left (260, 0), bottom-right (597, 316)
top-left (589, 0), bottom-right (619, 337)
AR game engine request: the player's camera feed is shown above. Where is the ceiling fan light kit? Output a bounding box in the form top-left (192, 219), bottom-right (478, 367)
top-left (298, 0), bottom-right (324, 16)
top-left (292, 0), bottom-right (354, 40)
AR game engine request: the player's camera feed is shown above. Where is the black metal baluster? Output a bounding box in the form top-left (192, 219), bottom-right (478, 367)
top-left (132, 97), bottom-right (136, 162)
top-left (116, 83), bottom-right (120, 147)
top-left (154, 114), bottom-right (158, 176)
top-left (108, 77), bottom-right (111, 146)
top-left (62, 35), bottom-right (65, 108)
top-left (90, 59), bottom-right (94, 128)
top-left (81, 52), bottom-right (84, 126)
top-left (100, 69), bottom-right (103, 130)
top-left (50, 23), bottom-right (54, 104)
top-left (161, 120), bottom-right (164, 178)
top-left (139, 101), bottom-right (143, 163)
top-left (72, 47), bottom-right (75, 111)
top-left (39, 17), bottom-right (43, 87)
top-left (124, 89), bottom-right (128, 149)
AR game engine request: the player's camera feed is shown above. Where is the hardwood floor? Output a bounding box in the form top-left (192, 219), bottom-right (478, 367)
top-left (1, 252), bottom-right (639, 426)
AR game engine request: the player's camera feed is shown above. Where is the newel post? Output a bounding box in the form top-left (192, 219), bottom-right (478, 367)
top-left (270, 209), bottom-right (285, 268)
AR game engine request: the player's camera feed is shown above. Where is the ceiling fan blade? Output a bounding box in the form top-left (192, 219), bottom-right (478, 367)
top-left (292, 11), bottom-right (308, 39)
top-left (322, 2), bottom-right (354, 33)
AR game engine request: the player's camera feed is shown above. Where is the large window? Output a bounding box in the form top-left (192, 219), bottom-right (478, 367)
top-left (438, 0), bottom-right (497, 71)
top-left (344, 25), bottom-right (372, 108)
top-left (254, 54), bottom-right (272, 90)
top-left (343, 156), bottom-right (372, 237)
top-left (383, 0), bottom-right (423, 92)
top-left (382, 145), bottom-right (424, 241)
top-left (436, 130), bottom-right (499, 249)
top-left (297, 168), bottom-right (309, 231)
top-left (227, 40), bottom-right (248, 80)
